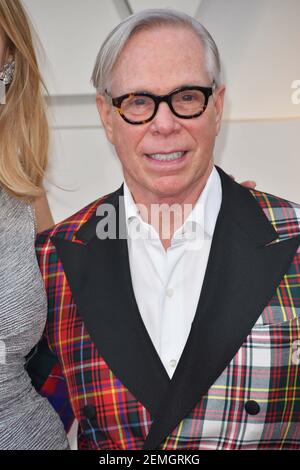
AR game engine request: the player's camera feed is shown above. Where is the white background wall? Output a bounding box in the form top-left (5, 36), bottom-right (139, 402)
top-left (22, 0), bottom-right (300, 223)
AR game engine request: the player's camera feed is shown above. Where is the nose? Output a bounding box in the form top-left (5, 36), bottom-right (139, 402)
top-left (149, 101), bottom-right (181, 135)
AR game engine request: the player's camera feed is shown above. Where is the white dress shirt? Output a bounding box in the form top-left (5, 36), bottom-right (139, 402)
top-left (124, 167), bottom-right (222, 378)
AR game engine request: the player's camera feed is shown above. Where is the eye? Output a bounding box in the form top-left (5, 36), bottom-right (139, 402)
top-left (124, 96), bottom-right (152, 110)
top-left (181, 94), bottom-right (196, 102)
top-left (172, 90), bottom-right (206, 110)
top-left (132, 97), bottom-right (147, 106)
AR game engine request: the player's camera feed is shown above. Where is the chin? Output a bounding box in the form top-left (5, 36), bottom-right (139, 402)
top-left (151, 179), bottom-right (190, 198)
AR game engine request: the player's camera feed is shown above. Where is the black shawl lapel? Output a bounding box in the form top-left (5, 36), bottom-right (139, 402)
top-left (142, 167), bottom-right (300, 449)
top-left (51, 187), bottom-right (170, 418)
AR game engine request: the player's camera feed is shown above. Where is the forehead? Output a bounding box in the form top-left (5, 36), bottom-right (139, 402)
top-left (110, 25), bottom-right (209, 95)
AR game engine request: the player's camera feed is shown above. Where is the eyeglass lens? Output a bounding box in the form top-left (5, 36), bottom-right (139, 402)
top-left (120, 89), bottom-right (207, 122)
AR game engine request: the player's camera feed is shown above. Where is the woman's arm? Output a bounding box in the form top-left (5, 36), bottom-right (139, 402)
top-left (33, 191), bottom-right (54, 233)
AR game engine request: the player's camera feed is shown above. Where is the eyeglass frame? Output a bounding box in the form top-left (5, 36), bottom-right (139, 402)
top-left (104, 83), bottom-right (216, 125)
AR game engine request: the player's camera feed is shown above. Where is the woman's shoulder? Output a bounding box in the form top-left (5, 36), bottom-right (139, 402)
top-left (0, 185), bottom-right (31, 218)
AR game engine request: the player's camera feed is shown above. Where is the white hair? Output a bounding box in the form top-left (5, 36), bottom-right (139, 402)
top-left (91, 8), bottom-right (222, 95)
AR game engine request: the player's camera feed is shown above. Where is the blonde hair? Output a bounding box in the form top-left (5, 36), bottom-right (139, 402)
top-left (0, 0), bottom-right (49, 200)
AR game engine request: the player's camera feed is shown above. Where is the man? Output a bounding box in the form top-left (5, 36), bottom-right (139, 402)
top-left (28, 9), bottom-right (300, 450)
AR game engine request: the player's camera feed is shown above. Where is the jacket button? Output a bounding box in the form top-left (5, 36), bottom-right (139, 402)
top-left (245, 400), bottom-right (260, 415)
top-left (82, 404), bottom-right (96, 420)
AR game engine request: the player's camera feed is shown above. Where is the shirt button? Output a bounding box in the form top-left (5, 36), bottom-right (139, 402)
top-left (166, 288), bottom-right (174, 298)
top-left (169, 359), bottom-right (177, 368)
top-left (82, 404), bottom-right (97, 420)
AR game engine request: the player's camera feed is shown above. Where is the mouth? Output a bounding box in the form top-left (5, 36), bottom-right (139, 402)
top-left (145, 151), bottom-right (187, 162)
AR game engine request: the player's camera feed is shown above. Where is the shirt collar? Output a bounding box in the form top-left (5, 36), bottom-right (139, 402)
top-left (123, 166), bottom-right (222, 241)
top-left (123, 181), bottom-right (141, 221)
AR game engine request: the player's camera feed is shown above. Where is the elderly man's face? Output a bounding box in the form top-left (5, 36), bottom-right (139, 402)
top-left (97, 26), bottom-right (225, 204)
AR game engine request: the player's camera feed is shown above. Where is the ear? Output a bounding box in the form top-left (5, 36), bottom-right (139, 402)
top-left (213, 85), bottom-right (226, 136)
top-left (96, 94), bottom-right (115, 144)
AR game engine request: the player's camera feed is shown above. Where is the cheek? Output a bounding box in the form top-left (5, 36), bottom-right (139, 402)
top-left (191, 111), bottom-right (218, 146)
top-left (189, 124), bottom-right (215, 150)
top-left (112, 119), bottom-right (146, 159)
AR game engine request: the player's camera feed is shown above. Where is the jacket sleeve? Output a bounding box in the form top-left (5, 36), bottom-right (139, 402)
top-left (25, 334), bottom-right (75, 433)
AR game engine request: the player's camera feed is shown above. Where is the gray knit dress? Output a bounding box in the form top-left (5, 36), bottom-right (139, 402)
top-left (0, 187), bottom-right (69, 450)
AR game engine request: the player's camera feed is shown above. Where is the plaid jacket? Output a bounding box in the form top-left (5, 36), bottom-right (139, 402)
top-left (31, 166), bottom-right (300, 450)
